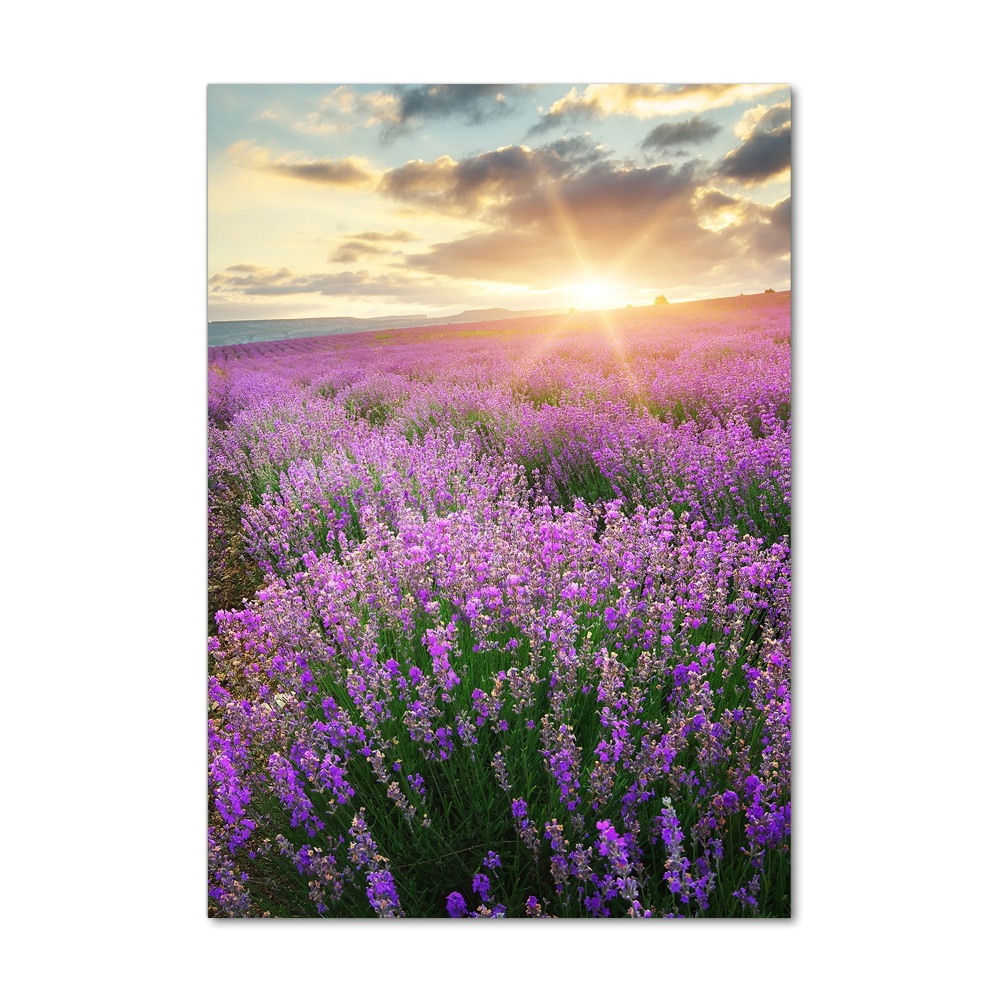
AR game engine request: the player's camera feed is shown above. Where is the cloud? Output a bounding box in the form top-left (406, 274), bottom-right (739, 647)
top-left (750, 196), bottom-right (791, 255)
top-left (696, 189), bottom-right (739, 216)
top-left (769, 195), bottom-right (791, 231)
top-left (400, 153), bottom-right (791, 295)
top-left (230, 133), bottom-right (609, 205)
top-left (716, 102), bottom-right (791, 184)
top-left (641, 117), bottom-right (721, 153)
top-left (337, 241), bottom-right (392, 254)
top-left (269, 159), bottom-right (373, 187)
top-left (535, 134), bottom-right (608, 168)
top-left (209, 266), bottom-right (295, 290)
top-left (208, 262), bottom-right (504, 308)
top-left (402, 159), bottom-right (713, 287)
top-left (210, 182), bottom-right (791, 308)
top-left (328, 250), bottom-right (362, 264)
top-left (734, 101), bottom-right (791, 141)
top-left (214, 121), bottom-right (790, 311)
top-left (379, 136), bottom-right (609, 214)
top-left (694, 189), bottom-right (791, 255)
top-left (502, 159), bottom-right (702, 231)
top-left (329, 230), bottom-right (422, 263)
top-left (327, 240), bottom-right (396, 264)
top-left (380, 84), bottom-right (528, 139)
top-left (530, 83), bottom-right (786, 134)
top-left (345, 229), bottom-right (419, 242)
top-left (283, 84), bottom-right (531, 140)
top-left (229, 140), bottom-right (376, 188)
top-left (291, 85), bottom-right (402, 134)
top-left (210, 264), bottom-right (426, 298)
top-left (376, 141), bottom-right (764, 291)
top-left (720, 194), bottom-right (791, 258)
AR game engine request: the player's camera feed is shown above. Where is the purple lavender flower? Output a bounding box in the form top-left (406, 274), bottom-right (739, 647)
top-left (208, 294), bottom-right (792, 917)
top-left (472, 873), bottom-right (491, 902)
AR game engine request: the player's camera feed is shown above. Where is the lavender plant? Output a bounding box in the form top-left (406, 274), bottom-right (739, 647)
top-left (208, 298), bottom-right (791, 917)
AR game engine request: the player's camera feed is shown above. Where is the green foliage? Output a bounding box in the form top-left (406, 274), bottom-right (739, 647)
top-left (344, 394), bottom-right (396, 427)
top-left (217, 583), bottom-right (790, 917)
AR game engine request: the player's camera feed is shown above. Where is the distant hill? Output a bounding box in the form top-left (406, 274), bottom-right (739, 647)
top-left (449, 307), bottom-right (562, 322)
top-left (208, 291), bottom-right (790, 347)
top-left (208, 305), bottom-right (569, 347)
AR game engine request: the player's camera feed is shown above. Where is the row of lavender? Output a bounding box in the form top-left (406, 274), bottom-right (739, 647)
top-left (208, 298), bottom-right (791, 916)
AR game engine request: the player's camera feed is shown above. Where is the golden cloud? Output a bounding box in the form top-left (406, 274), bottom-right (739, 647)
top-left (291, 86), bottom-right (402, 134)
top-left (533, 83), bottom-right (787, 131)
top-left (228, 140), bottom-right (377, 188)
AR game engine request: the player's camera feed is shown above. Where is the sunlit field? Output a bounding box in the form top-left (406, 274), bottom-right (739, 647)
top-left (207, 292), bottom-right (791, 918)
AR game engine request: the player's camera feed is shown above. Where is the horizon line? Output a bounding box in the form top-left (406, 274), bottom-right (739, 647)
top-left (208, 287), bottom-right (791, 325)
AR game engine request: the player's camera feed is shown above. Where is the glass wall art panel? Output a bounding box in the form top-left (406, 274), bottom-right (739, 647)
top-left (207, 83), bottom-right (791, 918)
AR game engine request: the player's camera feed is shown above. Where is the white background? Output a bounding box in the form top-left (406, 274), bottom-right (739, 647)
top-left (4, 2), bottom-right (996, 996)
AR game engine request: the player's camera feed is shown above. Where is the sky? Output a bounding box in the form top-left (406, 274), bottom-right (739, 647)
top-left (208, 83), bottom-right (791, 321)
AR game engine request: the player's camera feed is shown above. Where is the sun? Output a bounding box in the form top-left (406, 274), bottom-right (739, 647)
top-left (570, 280), bottom-right (614, 308)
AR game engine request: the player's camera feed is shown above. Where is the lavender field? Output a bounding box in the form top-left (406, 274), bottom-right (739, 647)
top-left (207, 292), bottom-right (791, 918)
